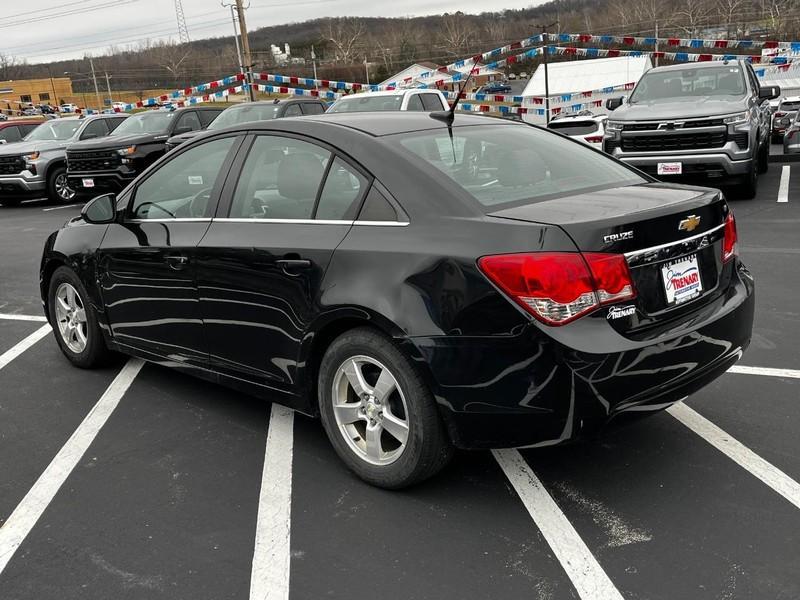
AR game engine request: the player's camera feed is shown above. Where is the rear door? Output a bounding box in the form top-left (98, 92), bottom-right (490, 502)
top-left (197, 133), bottom-right (369, 397)
top-left (98, 135), bottom-right (241, 365)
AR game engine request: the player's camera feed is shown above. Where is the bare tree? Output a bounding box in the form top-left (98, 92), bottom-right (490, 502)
top-left (152, 41), bottom-right (192, 83)
top-left (0, 53), bottom-right (25, 81)
top-left (440, 12), bottom-right (475, 57)
top-left (717, 0), bottom-right (746, 37)
top-left (760, 0), bottom-right (794, 35)
top-left (323, 18), bottom-right (365, 64)
top-left (483, 18), bottom-right (508, 46)
top-left (674, 0), bottom-right (713, 36)
top-left (609, 0), bottom-right (634, 28)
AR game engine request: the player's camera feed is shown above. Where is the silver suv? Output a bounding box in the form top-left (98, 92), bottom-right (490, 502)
top-left (603, 60), bottom-right (780, 199)
top-left (0, 114), bottom-right (127, 207)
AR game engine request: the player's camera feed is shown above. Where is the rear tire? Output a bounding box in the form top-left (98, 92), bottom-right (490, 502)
top-left (757, 142), bottom-right (769, 174)
top-left (318, 327), bottom-right (454, 489)
top-left (47, 166), bottom-right (77, 205)
top-left (48, 266), bottom-right (114, 368)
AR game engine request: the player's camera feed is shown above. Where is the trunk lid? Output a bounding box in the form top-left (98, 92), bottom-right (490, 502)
top-left (487, 182), bottom-right (728, 335)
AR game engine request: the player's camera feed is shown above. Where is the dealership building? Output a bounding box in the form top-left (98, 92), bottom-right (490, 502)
top-left (0, 77), bottom-right (74, 108)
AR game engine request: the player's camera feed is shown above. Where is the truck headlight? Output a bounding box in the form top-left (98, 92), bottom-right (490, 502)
top-left (723, 112), bottom-right (748, 125)
top-left (606, 120), bottom-right (623, 132)
top-left (25, 151), bottom-right (40, 160)
top-left (116, 145), bottom-right (136, 156)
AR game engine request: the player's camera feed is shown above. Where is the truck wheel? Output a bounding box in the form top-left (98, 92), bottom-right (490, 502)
top-left (47, 167), bottom-right (77, 204)
top-left (758, 142), bottom-right (769, 174)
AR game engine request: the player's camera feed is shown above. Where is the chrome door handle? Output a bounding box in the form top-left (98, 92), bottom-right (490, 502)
top-left (276, 258), bottom-right (311, 272)
top-left (165, 255), bottom-right (189, 270)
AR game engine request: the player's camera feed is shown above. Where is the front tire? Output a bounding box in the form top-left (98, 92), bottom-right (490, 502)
top-left (318, 327), bottom-right (453, 489)
top-left (736, 163), bottom-right (758, 200)
top-left (47, 166), bottom-right (76, 204)
top-left (48, 266), bottom-right (113, 368)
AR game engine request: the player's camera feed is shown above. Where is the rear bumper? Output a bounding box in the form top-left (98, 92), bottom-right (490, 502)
top-left (413, 262), bottom-right (755, 449)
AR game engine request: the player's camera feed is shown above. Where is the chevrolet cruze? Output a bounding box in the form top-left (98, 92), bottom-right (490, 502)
top-left (40, 112), bottom-right (754, 488)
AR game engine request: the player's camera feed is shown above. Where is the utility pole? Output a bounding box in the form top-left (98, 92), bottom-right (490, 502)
top-left (229, 5), bottom-right (245, 78)
top-left (89, 57), bottom-right (103, 111)
top-left (311, 45), bottom-right (318, 90)
top-left (233, 0), bottom-right (256, 101)
top-left (654, 21), bottom-right (659, 68)
top-left (537, 22), bottom-right (558, 126)
top-left (46, 65), bottom-right (58, 107)
top-left (364, 56), bottom-right (370, 85)
top-left (105, 72), bottom-right (113, 106)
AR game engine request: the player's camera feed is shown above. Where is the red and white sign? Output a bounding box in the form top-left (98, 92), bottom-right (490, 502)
top-left (662, 255), bottom-right (703, 304)
top-left (657, 162), bottom-right (683, 175)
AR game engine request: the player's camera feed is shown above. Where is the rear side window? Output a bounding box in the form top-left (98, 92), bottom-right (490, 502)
top-left (406, 95), bottom-right (425, 111)
top-left (0, 126), bottom-right (21, 143)
top-left (301, 103), bottom-right (325, 115)
top-left (548, 120), bottom-right (598, 136)
top-left (316, 157), bottom-right (367, 220)
top-left (21, 124), bottom-right (39, 136)
top-left (397, 125), bottom-right (645, 208)
top-left (421, 94), bottom-right (444, 111)
top-left (284, 104), bottom-right (303, 117)
top-left (80, 119), bottom-right (109, 140)
top-left (108, 118), bottom-right (126, 133)
top-left (229, 135), bottom-right (331, 220)
top-left (199, 110), bottom-right (222, 127)
top-left (358, 187), bottom-right (398, 222)
top-left (780, 101), bottom-right (800, 111)
top-left (175, 111), bottom-right (202, 132)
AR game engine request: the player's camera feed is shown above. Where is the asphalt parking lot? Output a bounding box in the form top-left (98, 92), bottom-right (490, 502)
top-left (0, 163), bottom-right (799, 600)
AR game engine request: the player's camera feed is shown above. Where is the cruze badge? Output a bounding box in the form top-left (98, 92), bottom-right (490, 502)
top-left (603, 230), bottom-right (634, 243)
top-left (678, 215), bottom-right (701, 232)
top-left (607, 305), bottom-right (636, 320)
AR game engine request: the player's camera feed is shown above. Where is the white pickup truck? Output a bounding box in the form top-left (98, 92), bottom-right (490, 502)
top-left (327, 89), bottom-right (450, 113)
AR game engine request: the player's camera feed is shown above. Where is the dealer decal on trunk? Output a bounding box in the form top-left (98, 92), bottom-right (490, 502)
top-left (662, 254), bottom-right (703, 305)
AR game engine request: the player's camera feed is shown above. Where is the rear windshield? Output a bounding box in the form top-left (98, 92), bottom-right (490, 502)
top-left (630, 66), bottom-right (746, 102)
top-left (548, 120), bottom-right (598, 135)
top-left (328, 95), bottom-right (403, 113)
top-left (780, 101), bottom-right (800, 111)
top-left (209, 104), bottom-right (281, 129)
top-left (396, 124), bottom-right (646, 208)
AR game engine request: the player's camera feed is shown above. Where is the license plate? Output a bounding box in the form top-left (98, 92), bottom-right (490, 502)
top-left (82, 178), bottom-right (94, 188)
top-left (657, 162), bottom-right (682, 175)
top-left (662, 254), bottom-right (703, 305)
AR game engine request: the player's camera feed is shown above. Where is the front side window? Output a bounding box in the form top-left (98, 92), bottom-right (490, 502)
top-left (302, 103), bottom-right (325, 115)
top-left (80, 119), bottom-right (109, 140)
top-left (283, 104), bottom-right (303, 117)
top-left (111, 111), bottom-right (175, 136)
top-left (630, 66), bottom-right (746, 102)
top-left (229, 135), bottom-right (330, 220)
top-left (24, 119), bottom-right (80, 141)
top-left (396, 124), bottom-right (646, 208)
top-left (328, 95), bottom-right (403, 113)
top-left (0, 127), bottom-right (21, 143)
top-left (406, 95), bottom-right (425, 111)
top-left (208, 104), bottom-right (281, 130)
top-left (131, 137), bottom-right (235, 220)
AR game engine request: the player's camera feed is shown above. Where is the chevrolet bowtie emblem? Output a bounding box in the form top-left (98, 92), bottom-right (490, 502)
top-left (678, 215), bottom-right (701, 232)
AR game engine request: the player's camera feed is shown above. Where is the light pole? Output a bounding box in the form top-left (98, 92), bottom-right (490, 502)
top-left (65, 68), bottom-right (102, 111)
top-left (89, 58), bottom-right (103, 110)
top-left (104, 72), bottom-right (114, 106)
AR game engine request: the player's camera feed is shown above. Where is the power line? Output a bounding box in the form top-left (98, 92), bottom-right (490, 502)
top-left (0, 0), bottom-right (142, 31)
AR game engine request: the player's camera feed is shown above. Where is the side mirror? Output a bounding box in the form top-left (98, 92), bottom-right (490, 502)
top-left (173, 126), bottom-right (193, 135)
top-left (606, 97), bottom-right (624, 111)
top-left (760, 85), bottom-right (781, 100)
top-left (81, 193), bottom-right (117, 224)
top-left (0, 140), bottom-right (6, 145)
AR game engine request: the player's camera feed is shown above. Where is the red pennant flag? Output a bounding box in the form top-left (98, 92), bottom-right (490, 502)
top-left (510, 41), bottom-right (522, 50)
top-left (668, 38), bottom-right (680, 46)
top-left (714, 40), bottom-right (728, 48)
top-left (765, 41), bottom-right (779, 48)
top-left (564, 46), bottom-right (577, 55)
top-left (607, 49), bottom-right (620, 57)
top-left (698, 54), bottom-right (712, 61)
top-left (579, 34), bottom-right (591, 43)
top-left (622, 36), bottom-right (635, 45)
top-left (653, 51), bottom-right (665, 59)
top-left (352, 83), bottom-right (362, 90)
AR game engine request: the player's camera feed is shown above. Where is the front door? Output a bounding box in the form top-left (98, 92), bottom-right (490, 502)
top-left (98, 135), bottom-right (239, 366)
top-left (197, 133), bottom-right (369, 396)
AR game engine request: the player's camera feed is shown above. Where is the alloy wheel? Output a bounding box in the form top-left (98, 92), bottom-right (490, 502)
top-left (55, 173), bottom-right (76, 202)
top-left (331, 355), bottom-right (410, 466)
top-left (54, 282), bottom-right (88, 353)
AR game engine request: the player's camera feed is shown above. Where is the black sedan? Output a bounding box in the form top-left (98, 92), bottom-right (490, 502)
top-left (40, 113), bottom-right (754, 488)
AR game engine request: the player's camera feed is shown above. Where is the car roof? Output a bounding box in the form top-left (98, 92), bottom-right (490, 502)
top-left (0, 119), bottom-right (42, 129)
top-left (647, 60), bottom-right (747, 73)
top-left (225, 111), bottom-right (515, 137)
top-left (780, 96), bottom-right (800, 102)
top-left (336, 89), bottom-right (436, 98)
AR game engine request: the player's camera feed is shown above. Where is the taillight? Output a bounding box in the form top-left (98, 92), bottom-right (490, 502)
top-left (722, 212), bottom-right (738, 263)
top-left (477, 252), bottom-right (636, 326)
top-left (584, 135), bottom-right (604, 143)
top-left (776, 111), bottom-right (786, 117)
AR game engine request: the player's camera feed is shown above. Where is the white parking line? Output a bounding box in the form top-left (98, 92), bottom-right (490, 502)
top-left (668, 402), bottom-right (800, 510)
top-left (0, 314), bottom-right (48, 322)
top-left (0, 358), bottom-right (144, 575)
top-left (778, 165), bottom-right (791, 203)
top-left (729, 365), bottom-right (800, 379)
top-left (249, 404), bottom-right (295, 600)
top-left (493, 449), bottom-right (625, 600)
top-left (0, 324), bottom-right (51, 371)
top-left (42, 203), bottom-right (83, 212)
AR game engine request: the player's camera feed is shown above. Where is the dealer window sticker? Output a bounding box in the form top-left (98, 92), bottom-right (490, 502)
top-left (188, 175), bottom-right (203, 185)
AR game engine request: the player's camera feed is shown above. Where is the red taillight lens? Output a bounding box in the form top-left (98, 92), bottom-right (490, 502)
top-left (477, 252), bottom-right (636, 326)
top-left (722, 212), bottom-right (738, 263)
top-left (584, 135), bottom-right (604, 143)
top-left (776, 111), bottom-right (786, 117)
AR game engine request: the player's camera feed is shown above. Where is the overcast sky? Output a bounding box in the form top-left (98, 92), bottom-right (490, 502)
top-left (2, 0), bottom-right (542, 65)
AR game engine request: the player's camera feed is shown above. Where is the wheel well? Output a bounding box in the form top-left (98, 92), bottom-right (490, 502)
top-left (41, 258), bottom-right (67, 315)
top-left (44, 159), bottom-right (66, 183)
